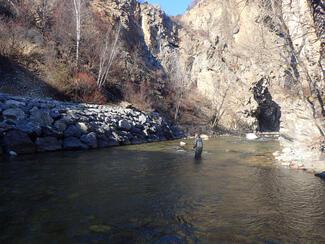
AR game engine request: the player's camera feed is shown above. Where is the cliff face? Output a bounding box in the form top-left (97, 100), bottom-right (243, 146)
top-left (133, 0), bottom-right (324, 164)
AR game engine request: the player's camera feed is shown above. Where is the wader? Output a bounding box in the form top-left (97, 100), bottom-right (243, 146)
top-left (194, 137), bottom-right (203, 159)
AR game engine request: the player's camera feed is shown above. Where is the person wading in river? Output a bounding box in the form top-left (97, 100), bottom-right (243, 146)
top-left (193, 133), bottom-right (203, 159)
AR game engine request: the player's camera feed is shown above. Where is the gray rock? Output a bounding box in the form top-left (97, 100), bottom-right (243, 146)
top-left (2, 130), bottom-right (35, 154)
top-left (63, 137), bottom-right (88, 150)
top-left (64, 125), bottom-right (83, 138)
top-left (6, 99), bottom-right (26, 107)
top-left (77, 122), bottom-right (88, 134)
top-left (42, 126), bottom-right (63, 138)
top-left (30, 108), bottom-right (54, 126)
top-left (138, 114), bottom-right (148, 124)
top-left (3, 108), bottom-right (26, 120)
top-left (97, 134), bottom-right (119, 148)
top-left (54, 120), bottom-right (67, 132)
top-left (131, 138), bottom-right (145, 145)
top-left (80, 132), bottom-right (98, 148)
top-left (9, 150), bottom-right (17, 157)
top-left (118, 119), bottom-right (132, 131)
top-left (50, 109), bottom-right (61, 120)
top-left (16, 120), bottom-right (42, 136)
top-left (315, 172), bottom-right (325, 180)
top-left (36, 137), bottom-right (62, 152)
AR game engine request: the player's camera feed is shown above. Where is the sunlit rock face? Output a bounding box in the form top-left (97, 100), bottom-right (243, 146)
top-left (136, 0), bottom-right (324, 162)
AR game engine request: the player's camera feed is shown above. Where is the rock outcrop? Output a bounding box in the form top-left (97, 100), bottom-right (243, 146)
top-left (135, 0), bottom-right (325, 167)
top-left (0, 93), bottom-right (183, 155)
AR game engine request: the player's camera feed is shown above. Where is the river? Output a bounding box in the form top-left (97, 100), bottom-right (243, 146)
top-left (1, 136), bottom-right (325, 243)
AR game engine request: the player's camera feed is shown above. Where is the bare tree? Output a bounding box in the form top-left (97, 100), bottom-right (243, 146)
top-left (96, 23), bottom-right (121, 88)
top-left (168, 57), bottom-right (191, 122)
top-left (72, 0), bottom-right (81, 68)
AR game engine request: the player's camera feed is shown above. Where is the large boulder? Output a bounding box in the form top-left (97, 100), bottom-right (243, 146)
top-left (30, 108), bottom-right (54, 127)
top-left (64, 125), bottom-right (82, 138)
top-left (315, 172), bottom-right (325, 180)
top-left (3, 108), bottom-right (26, 120)
top-left (36, 137), bottom-right (62, 152)
top-left (54, 120), bottom-right (67, 132)
top-left (118, 119), bottom-right (132, 131)
top-left (138, 114), bottom-right (148, 124)
top-left (50, 109), bottom-right (61, 120)
top-left (16, 120), bottom-right (42, 136)
top-left (63, 137), bottom-right (88, 150)
top-left (2, 130), bottom-right (35, 154)
top-left (5, 99), bottom-right (26, 107)
top-left (80, 132), bottom-right (98, 148)
top-left (97, 134), bottom-right (119, 148)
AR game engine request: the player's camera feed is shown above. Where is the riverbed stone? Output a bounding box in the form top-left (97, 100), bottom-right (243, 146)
top-left (118, 119), bottom-right (132, 131)
top-left (2, 130), bottom-right (35, 154)
top-left (77, 122), bottom-right (88, 134)
top-left (30, 108), bottom-right (54, 127)
top-left (63, 137), bottom-right (88, 150)
top-left (16, 120), bottom-right (42, 136)
top-left (64, 125), bottom-right (83, 138)
top-left (36, 137), bottom-right (62, 152)
top-left (80, 132), bottom-right (98, 148)
top-left (54, 120), bottom-right (67, 132)
top-left (3, 108), bottom-right (26, 120)
top-left (50, 109), bottom-right (61, 120)
top-left (315, 172), bottom-right (325, 179)
top-left (138, 114), bottom-right (147, 124)
top-left (5, 99), bottom-right (25, 107)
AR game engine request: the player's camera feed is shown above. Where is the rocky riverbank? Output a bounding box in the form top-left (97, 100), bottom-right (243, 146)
top-left (0, 93), bottom-right (183, 155)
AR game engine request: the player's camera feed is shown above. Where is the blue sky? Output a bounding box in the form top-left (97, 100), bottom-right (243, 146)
top-left (143, 0), bottom-right (192, 16)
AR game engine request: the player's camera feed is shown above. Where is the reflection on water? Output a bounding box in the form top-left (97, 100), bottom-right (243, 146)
top-left (1, 136), bottom-right (325, 243)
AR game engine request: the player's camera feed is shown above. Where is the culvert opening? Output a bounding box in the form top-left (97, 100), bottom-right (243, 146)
top-left (252, 78), bottom-right (281, 132)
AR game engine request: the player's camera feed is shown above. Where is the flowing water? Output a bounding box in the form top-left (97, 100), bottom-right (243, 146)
top-left (1, 137), bottom-right (325, 243)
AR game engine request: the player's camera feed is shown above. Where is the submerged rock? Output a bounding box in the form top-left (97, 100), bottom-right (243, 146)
top-left (315, 172), bottom-right (325, 180)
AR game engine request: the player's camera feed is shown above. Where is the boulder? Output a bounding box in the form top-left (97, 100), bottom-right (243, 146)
top-left (118, 119), bottom-right (132, 131)
top-left (16, 120), bottom-right (42, 136)
top-left (42, 126), bottom-right (63, 138)
top-left (2, 130), bottom-right (35, 154)
top-left (138, 114), bottom-right (147, 124)
top-left (50, 109), bottom-right (61, 120)
top-left (97, 135), bottom-right (119, 148)
top-left (3, 108), bottom-right (26, 120)
top-left (77, 122), bottom-right (88, 133)
top-left (5, 99), bottom-right (26, 107)
top-left (36, 137), bottom-right (62, 152)
top-left (315, 172), bottom-right (325, 180)
top-left (63, 137), bottom-right (88, 150)
top-left (80, 132), bottom-right (98, 148)
top-left (30, 108), bottom-right (54, 127)
top-left (54, 120), bottom-right (67, 132)
top-left (64, 125), bottom-right (83, 138)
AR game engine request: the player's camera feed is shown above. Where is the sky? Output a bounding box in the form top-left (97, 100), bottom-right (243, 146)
top-left (143, 0), bottom-right (192, 16)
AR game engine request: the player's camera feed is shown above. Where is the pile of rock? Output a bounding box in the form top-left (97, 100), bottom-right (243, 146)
top-left (0, 93), bottom-right (183, 155)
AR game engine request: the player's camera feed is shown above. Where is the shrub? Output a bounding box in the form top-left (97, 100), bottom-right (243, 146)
top-left (67, 72), bottom-right (107, 104)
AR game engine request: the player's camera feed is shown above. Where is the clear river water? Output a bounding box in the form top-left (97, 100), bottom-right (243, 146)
top-left (1, 136), bottom-right (325, 243)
